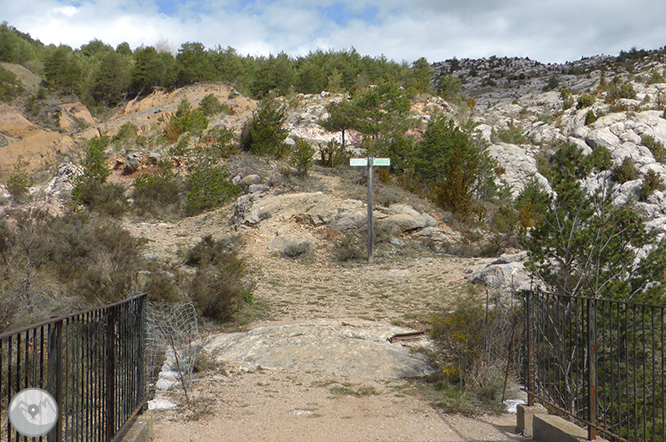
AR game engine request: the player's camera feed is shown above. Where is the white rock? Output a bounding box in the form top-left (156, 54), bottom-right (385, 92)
top-left (148, 398), bottom-right (178, 410)
top-left (586, 127), bottom-right (621, 149)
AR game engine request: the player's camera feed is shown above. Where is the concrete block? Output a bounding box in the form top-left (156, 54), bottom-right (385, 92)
top-left (533, 415), bottom-right (608, 442)
top-left (121, 415), bottom-right (153, 442)
top-left (516, 403), bottom-right (547, 437)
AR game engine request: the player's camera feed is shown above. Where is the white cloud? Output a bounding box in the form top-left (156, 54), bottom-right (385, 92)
top-left (3, 0), bottom-right (666, 63)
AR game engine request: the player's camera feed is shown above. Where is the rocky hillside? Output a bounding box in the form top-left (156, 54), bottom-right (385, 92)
top-left (1, 48), bottom-right (666, 294)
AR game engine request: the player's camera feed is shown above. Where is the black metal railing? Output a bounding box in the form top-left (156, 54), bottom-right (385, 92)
top-left (524, 290), bottom-right (666, 441)
top-left (0, 294), bottom-right (147, 442)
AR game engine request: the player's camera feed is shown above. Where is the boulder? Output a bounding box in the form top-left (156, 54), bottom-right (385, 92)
top-left (586, 127), bottom-right (621, 149)
top-left (269, 233), bottom-right (316, 256)
top-left (467, 252), bottom-right (531, 291)
top-left (377, 204), bottom-right (437, 232)
top-left (239, 174), bottom-right (261, 187)
top-left (44, 162), bottom-right (84, 197)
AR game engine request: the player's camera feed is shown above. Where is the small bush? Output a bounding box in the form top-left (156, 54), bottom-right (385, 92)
top-left (642, 135), bottom-right (666, 163)
top-left (165, 98), bottom-right (209, 142)
top-left (132, 160), bottom-right (182, 217)
top-left (5, 158), bottom-right (32, 203)
top-left (198, 94), bottom-right (224, 116)
top-left (113, 123), bottom-right (139, 142)
top-left (649, 70), bottom-right (664, 84)
top-left (73, 181), bottom-right (128, 217)
top-left (490, 125), bottom-right (528, 145)
top-left (184, 165), bottom-right (239, 216)
top-left (577, 94), bottom-right (595, 109)
top-left (243, 96), bottom-right (289, 157)
top-left (185, 236), bottom-right (253, 322)
top-left (289, 138), bottom-right (314, 177)
top-left (490, 205), bottom-right (519, 234)
top-left (640, 170), bottom-right (664, 201)
top-left (588, 146), bottom-right (613, 172)
top-left (332, 232), bottom-right (366, 262)
top-left (612, 157), bottom-right (638, 183)
top-left (320, 140), bottom-right (347, 167)
top-left (430, 293), bottom-right (521, 401)
top-left (0, 66), bottom-right (24, 103)
top-left (584, 110), bottom-right (596, 125)
top-left (560, 88), bottom-right (574, 110)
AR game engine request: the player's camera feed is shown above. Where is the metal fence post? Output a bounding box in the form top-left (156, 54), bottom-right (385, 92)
top-left (588, 299), bottom-right (597, 440)
top-left (527, 291), bottom-right (534, 407)
top-left (106, 306), bottom-right (116, 442)
top-left (47, 320), bottom-right (63, 442)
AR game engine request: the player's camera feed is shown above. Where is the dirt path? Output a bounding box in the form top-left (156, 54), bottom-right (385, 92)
top-left (148, 249), bottom-right (528, 441)
top-left (133, 169), bottom-right (527, 441)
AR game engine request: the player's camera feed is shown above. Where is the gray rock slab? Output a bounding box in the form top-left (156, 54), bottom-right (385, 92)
top-left (203, 319), bottom-right (434, 379)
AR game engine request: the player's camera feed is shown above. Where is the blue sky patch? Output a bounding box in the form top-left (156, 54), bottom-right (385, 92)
top-left (155, 0), bottom-right (176, 15)
top-left (320, 3), bottom-right (379, 26)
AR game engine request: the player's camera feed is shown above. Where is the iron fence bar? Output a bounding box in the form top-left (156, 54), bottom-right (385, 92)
top-left (588, 298), bottom-right (597, 440)
top-left (1, 294), bottom-right (146, 442)
top-left (527, 291), bottom-right (534, 406)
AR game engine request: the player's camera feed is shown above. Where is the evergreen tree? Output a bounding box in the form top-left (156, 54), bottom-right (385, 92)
top-left (525, 145), bottom-right (666, 303)
top-left (243, 96), bottom-right (289, 156)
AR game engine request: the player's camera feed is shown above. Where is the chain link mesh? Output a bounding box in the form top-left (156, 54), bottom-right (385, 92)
top-left (145, 301), bottom-right (200, 394)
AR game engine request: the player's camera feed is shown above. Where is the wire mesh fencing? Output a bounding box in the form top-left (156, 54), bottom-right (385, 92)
top-left (145, 301), bottom-right (199, 396)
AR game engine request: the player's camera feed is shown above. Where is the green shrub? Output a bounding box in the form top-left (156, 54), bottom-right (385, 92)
top-left (588, 146), bottom-right (613, 172)
top-left (132, 160), bottom-right (182, 217)
top-left (320, 140), bottom-right (347, 167)
top-left (289, 138), bottom-right (314, 177)
top-left (184, 164), bottom-right (239, 216)
top-left (612, 157), bottom-right (638, 183)
top-left (577, 93), bottom-right (595, 109)
top-left (332, 232), bottom-right (366, 262)
top-left (437, 74), bottom-right (462, 98)
top-left (113, 123), bottom-right (139, 142)
top-left (490, 125), bottom-right (528, 145)
top-left (0, 66), bottom-right (24, 103)
top-left (640, 170), bottom-right (664, 201)
top-left (584, 110), bottom-right (596, 125)
top-left (72, 136), bottom-right (128, 216)
top-left (165, 98), bottom-right (209, 142)
top-left (198, 94), bottom-right (232, 116)
top-left (642, 135), bottom-right (666, 163)
top-left (649, 70), bottom-right (664, 84)
top-left (142, 269), bottom-right (183, 303)
top-left (560, 88), bottom-right (574, 110)
top-left (184, 236), bottom-right (253, 322)
top-left (430, 294), bottom-right (521, 399)
top-left (73, 181), bottom-right (128, 217)
top-left (490, 205), bottom-right (519, 234)
top-left (169, 135), bottom-right (191, 156)
top-left (5, 158), bottom-right (32, 203)
top-left (242, 96), bottom-right (289, 157)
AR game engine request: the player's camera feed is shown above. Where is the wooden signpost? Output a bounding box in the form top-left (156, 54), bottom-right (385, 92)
top-left (350, 156), bottom-right (391, 263)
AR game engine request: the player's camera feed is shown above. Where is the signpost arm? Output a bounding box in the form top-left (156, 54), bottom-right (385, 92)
top-left (367, 157), bottom-right (374, 263)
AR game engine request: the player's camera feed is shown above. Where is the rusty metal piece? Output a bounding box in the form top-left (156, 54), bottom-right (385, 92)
top-left (388, 331), bottom-right (425, 343)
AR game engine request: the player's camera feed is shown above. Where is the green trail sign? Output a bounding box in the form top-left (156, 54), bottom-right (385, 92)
top-left (350, 157), bottom-right (391, 263)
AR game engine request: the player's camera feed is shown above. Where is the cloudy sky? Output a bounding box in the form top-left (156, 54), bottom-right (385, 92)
top-left (3, 0), bottom-right (666, 64)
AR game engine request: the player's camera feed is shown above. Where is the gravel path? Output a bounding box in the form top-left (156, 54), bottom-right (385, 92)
top-left (142, 173), bottom-right (528, 441)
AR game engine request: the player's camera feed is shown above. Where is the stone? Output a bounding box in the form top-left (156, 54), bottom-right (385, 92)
top-left (44, 162), bottom-right (84, 196)
top-left (269, 234), bottom-right (315, 256)
top-left (148, 398), bottom-right (178, 410)
top-left (249, 184), bottom-right (270, 193)
top-left (586, 127), bottom-right (620, 149)
top-left (239, 174), bottom-right (261, 186)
